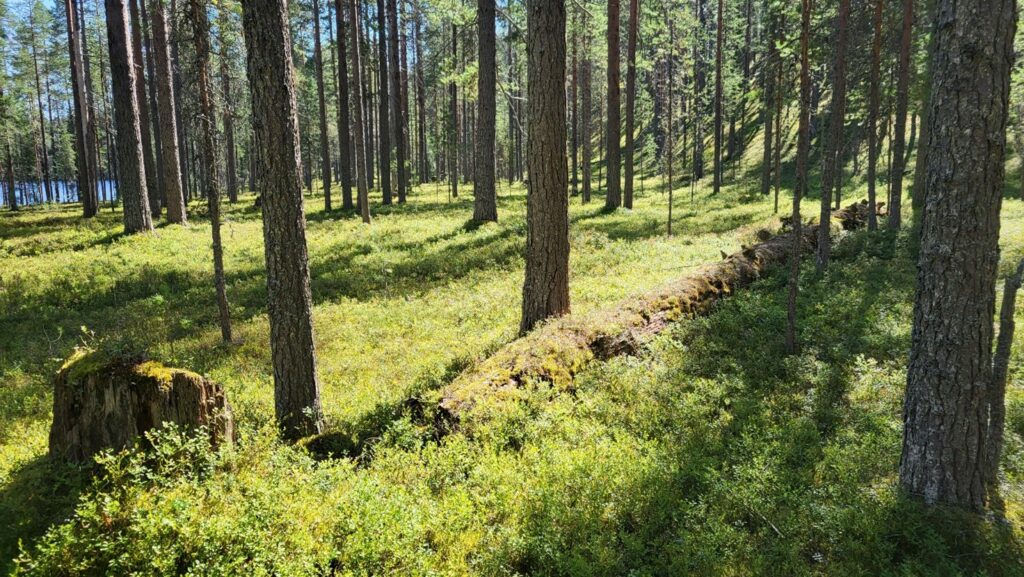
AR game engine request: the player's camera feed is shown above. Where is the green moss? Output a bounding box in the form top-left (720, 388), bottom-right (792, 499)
top-left (56, 347), bottom-right (110, 384)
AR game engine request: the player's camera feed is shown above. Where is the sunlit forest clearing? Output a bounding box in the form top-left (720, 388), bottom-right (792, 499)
top-left (2, 0), bottom-right (1024, 573)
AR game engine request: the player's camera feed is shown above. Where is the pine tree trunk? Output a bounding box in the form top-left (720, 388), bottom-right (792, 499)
top-left (129, 0), bottom-right (161, 217)
top-left (375, 0), bottom-right (392, 204)
top-left (473, 0), bottom-right (497, 221)
top-left (712, 0), bottom-right (723, 194)
top-left (387, 0), bottom-right (407, 202)
top-left (105, 0), bottom-right (154, 233)
top-left (219, 8), bottom-right (239, 204)
top-left (449, 23), bottom-right (458, 200)
top-left (348, 0), bottom-right (371, 222)
top-left (65, 0), bottom-right (98, 217)
top-left (866, 0), bottom-right (884, 230)
top-left (521, 0), bottom-right (569, 334)
top-left (335, 0), bottom-right (354, 209)
top-left (190, 0), bottom-right (233, 344)
top-left (581, 12), bottom-right (592, 204)
top-left (150, 0), bottom-right (186, 223)
top-left (816, 0), bottom-right (850, 271)
top-left (241, 0), bottom-right (326, 439)
top-left (786, 0), bottom-right (810, 355)
top-left (312, 0), bottom-right (332, 211)
top-left (29, 24), bottom-right (54, 205)
top-left (623, 0), bottom-right (638, 208)
top-left (899, 0), bottom-right (1015, 510)
top-left (888, 0), bottom-right (913, 230)
top-left (414, 4), bottom-right (428, 182)
top-left (759, 8), bottom-right (776, 197)
top-left (605, 0), bottom-right (621, 209)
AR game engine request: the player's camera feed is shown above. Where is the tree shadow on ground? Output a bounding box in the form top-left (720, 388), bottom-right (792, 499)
top-left (0, 456), bottom-right (90, 574)
top-left (504, 228), bottom-right (1023, 576)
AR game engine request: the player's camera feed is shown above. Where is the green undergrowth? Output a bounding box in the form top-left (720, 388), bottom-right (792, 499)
top-left (6, 191), bottom-right (1024, 575)
top-left (0, 175), bottom-right (783, 570)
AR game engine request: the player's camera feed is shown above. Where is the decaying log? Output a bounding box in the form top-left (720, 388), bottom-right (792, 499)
top-left (432, 201), bottom-right (881, 433)
top-left (49, 349), bottom-right (234, 463)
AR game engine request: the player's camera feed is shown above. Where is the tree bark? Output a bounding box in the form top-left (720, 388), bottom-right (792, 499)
top-left (786, 0), bottom-right (811, 355)
top-left (888, 0), bottom-right (913, 230)
top-left (604, 0), bottom-right (621, 209)
top-left (241, 0), bottom-right (326, 439)
top-left (623, 0), bottom-right (638, 208)
top-left (866, 0), bottom-right (884, 230)
top-left (899, 0), bottom-right (1015, 510)
top-left (348, 0), bottom-right (371, 222)
top-left (387, 0), bottom-right (407, 202)
top-left (712, 0), bottom-right (723, 194)
top-left (520, 0), bottom-right (569, 334)
top-left (105, 0), bottom-right (154, 233)
top-left (375, 0), bottom-right (393, 204)
top-left (816, 0), bottom-right (850, 272)
top-left (581, 9), bottom-right (592, 204)
top-left (191, 0), bottom-right (233, 344)
top-left (312, 0), bottom-right (333, 211)
top-left (65, 0), bottom-right (98, 216)
top-left (473, 0), bottom-right (497, 221)
top-left (335, 0), bottom-right (354, 209)
top-left (219, 4), bottom-right (239, 204)
top-left (759, 8), bottom-right (776, 197)
top-left (129, 0), bottom-right (161, 217)
top-left (29, 22), bottom-right (54, 205)
top-left (150, 0), bottom-right (186, 223)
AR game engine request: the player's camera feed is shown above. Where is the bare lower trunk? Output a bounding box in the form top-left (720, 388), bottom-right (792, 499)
top-left (241, 0), bottom-right (326, 439)
top-left (473, 0), bottom-right (497, 222)
top-left (521, 0), bottom-right (569, 334)
top-left (604, 0), bottom-right (621, 209)
top-left (150, 0), bottom-right (186, 223)
top-left (899, 0), bottom-right (1015, 510)
top-left (816, 0), bottom-right (850, 272)
top-left (105, 0), bottom-right (153, 233)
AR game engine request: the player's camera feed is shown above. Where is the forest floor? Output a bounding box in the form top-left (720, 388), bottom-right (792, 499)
top-left (1, 171), bottom-right (1023, 575)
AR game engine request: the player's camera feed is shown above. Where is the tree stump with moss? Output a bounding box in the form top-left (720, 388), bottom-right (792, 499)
top-left (49, 349), bottom-right (235, 463)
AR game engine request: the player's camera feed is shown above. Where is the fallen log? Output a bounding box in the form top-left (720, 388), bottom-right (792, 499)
top-left (430, 200), bottom-right (881, 434)
top-left (49, 349), bottom-right (235, 463)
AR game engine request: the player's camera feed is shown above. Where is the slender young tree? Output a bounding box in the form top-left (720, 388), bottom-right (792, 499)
top-left (105, 0), bottom-right (153, 233)
top-left (190, 0), bottom-right (233, 344)
top-left (387, 0), bottom-right (407, 202)
top-left (28, 21), bottom-right (53, 204)
top-left (312, 0), bottom-right (332, 211)
top-left (218, 1), bottom-right (238, 204)
top-left (899, 0), bottom-right (1015, 511)
top-left (759, 7), bottom-right (776, 197)
top-left (786, 0), bottom-right (811, 355)
top-left (449, 22), bottom-right (458, 199)
top-left (865, 0), bottom-right (884, 230)
top-left (816, 0), bottom-right (850, 271)
top-left (150, 0), bottom-right (186, 222)
top-left (604, 0), bottom-right (621, 209)
top-left (712, 0), bottom-right (722, 194)
top-left (65, 0), bottom-right (98, 216)
top-left (888, 0), bottom-right (912, 230)
top-left (375, 0), bottom-right (392, 203)
top-left (473, 0), bottom-right (497, 221)
top-left (241, 0), bottom-right (326, 439)
top-left (623, 0), bottom-right (638, 209)
top-left (581, 5), bottom-right (592, 204)
top-left (335, 0), bottom-right (354, 209)
top-left (520, 0), bottom-right (569, 334)
top-left (349, 0), bottom-right (371, 222)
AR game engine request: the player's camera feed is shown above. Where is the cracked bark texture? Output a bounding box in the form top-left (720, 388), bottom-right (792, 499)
top-left (520, 0), bottom-right (569, 335)
top-left (241, 0), bottom-right (325, 439)
top-left (150, 0), bottom-right (186, 223)
top-left (473, 0), bottom-right (497, 222)
top-left (105, 0), bottom-right (153, 234)
top-left (899, 0), bottom-right (1015, 510)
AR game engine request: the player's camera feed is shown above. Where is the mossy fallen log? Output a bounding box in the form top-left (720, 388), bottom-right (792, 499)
top-left (431, 200), bottom-right (880, 434)
top-left (49, 349), bottom-right (235, 463)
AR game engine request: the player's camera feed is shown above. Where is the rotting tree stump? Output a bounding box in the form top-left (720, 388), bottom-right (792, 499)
top-left (431, 200), bottom-right (883, 434)
top-left (49, 349), bottom-right (234, 463)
